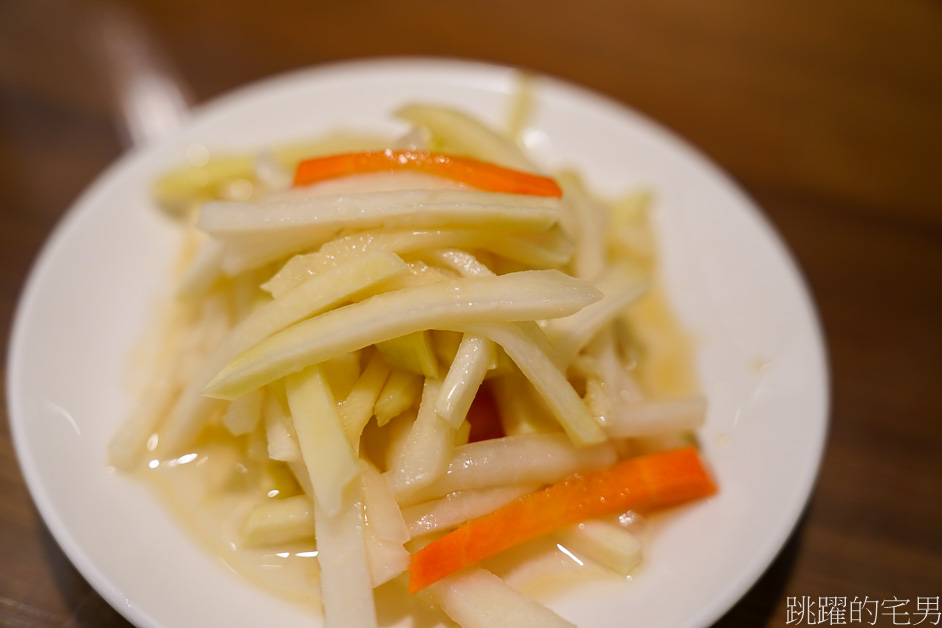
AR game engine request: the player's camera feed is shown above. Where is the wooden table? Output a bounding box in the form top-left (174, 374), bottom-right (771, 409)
top-left (1, 1), bottom-right (940, 625)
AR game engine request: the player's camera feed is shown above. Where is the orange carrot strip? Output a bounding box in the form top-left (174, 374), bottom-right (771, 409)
top-left (293, 150), bottom-right (563, 198)
top-left (407, 446), bottom-right (716, 592)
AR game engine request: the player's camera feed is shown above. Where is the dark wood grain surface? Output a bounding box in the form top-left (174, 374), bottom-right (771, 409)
top-left (1, 1), bottom-right (940, 626)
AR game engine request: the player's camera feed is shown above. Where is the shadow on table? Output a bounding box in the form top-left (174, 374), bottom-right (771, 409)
top-left (712, 513), bottom-right (808, 627)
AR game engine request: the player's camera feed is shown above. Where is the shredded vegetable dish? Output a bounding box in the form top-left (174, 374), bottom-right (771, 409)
top-left (111, 99), bottom-right (716, 628)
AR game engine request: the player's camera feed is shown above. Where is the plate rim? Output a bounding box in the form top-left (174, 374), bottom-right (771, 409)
top-left (6, 55), bottom-right (831, 628)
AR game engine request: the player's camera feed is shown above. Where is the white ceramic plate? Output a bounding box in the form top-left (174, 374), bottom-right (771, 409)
top-left (7, 58), bottom-right (828, 628)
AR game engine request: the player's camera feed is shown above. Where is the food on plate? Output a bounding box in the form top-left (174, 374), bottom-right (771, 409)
top-left (111, 97), bottom-right (716, 627)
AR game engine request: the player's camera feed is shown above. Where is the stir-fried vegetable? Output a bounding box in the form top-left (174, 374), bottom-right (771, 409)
top-left (113, 97), bottom-right (716, 628)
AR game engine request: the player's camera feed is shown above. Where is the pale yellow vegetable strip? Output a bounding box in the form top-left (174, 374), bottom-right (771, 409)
top-left (396, 104), bottom-right (535, 171)
top-left (490, 370), bottom-right (559, 436)
top-left (176, 237), bottom-right (224, 300)
top-left (221, 387), bottom-right (265, 436)
top-left (264, 228), bottom-right (566, 299)
top-left (557, 170), bottom-right (608, 280)
top-left (424, 250), bottom-right (499, 428)
top-left (545, 262), bottom-right (649, 368)
top-left (220, 229), bottom-right (332, 275)
top-left (555, 520), bottom-right (642, 576)
top-left (203, 270), bottom-right (602, 401)
top-left (370, 261), bottom-right (450, 294)
top-left (505, 71), bottom-right (535, 141)
top-left (339, 352), bottom-right (391, 446)
top-left (285, 365), bottom-right (360, 518)
top-left (461, 321), bottom-right (607, 446)
top-left (262, 229), bottom-right (572, 298)
top-left (157, 250), bottom-right (408, 454)
top-left (604, 395), bottom-right (707, 437)
top-left (381, 410), bottom-right (417, 473)
top-left (175, 287), bottom-right (231, 386)
top-left (108, 377), bottom-right (180, 471)
top-left (360, 464), bottom-right (410, 586)
top-left (402, 485), bottom-right (537, 539)
top-left (287, 460), bottom-right (314, 497)
top-left (386, 379), bottom-right (456, 498)
top-left (435, 334), bottom-right (495, 428)
top-left (454, 419), bottom-right (472, 446)
top-left (427, 568), bottom-right (576, 628)
top-left (153, 154), bottom-right (255, 216)
top-left (584, 326), bottom-right (647, 423)
top-left (220, 172), bottom-right (463, 273)
top-left (313, 483), bottom-right (378, 628)
top-left (360, 463), bottom-right (410, 545)
top-left (374, 369), bottom-right (423, 426)
top-left (197, 189), bottom-right (558, 236)
top-left (240, 494), bottom-right (315, 547)
top-left (263, 229), bottom-right (488, 298)
top-left (391, 433), bottom-right (617, 507)
top-left (264, 390), bottom-right (300, 463)
top-left (108, 299), bottom-right (189, 470)
top-left (486, 226), bottom-right (573, 269)
top-left (320, 351), bottom-right (362, 401)
top-left (375, 330), bottom-right (439, 378)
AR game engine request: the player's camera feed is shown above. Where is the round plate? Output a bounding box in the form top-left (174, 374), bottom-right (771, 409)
top-left (7, 58), bottom-right (828, 628)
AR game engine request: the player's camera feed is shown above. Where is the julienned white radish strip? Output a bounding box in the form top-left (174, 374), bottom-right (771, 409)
top-left (486, 226), bottom-right (573, 269)
top-left (402, 485), bottom-right (538, 538)
top-left (391, 433), bottom-right (617, 507)
top-left (603, 395), bottom-right (707, 436)
top-left (555, 520), bottom-right (642, 576)
top-left (426, 250), bottom-right (498, 427)
top-left (108, 299), bottom-right (189, 470)
top-left (220, 229), bottom-right (332, 275)
top-left (313, 483), bottom-right (377, 628)
top-left (240, 494), bottom-right (314, 548)
top-left (396, 104), bottom-right (536, 171)
top-left (203, 270), bottom-right (602, 401)
top-left (176, 237), bottom-right (224, 299)
top-left (546, 262), bottom-right (649, 367)
top-left (285, 365), bottom-right (360, 517)
top-left (490, 370), bottom-right (559, 436)
top-left (557, 170), bottom-right (608, 281)
top-left (263, 230), bottom-right (489, 298)
top-left (157, 250), bottom-right (407, 454)
top-left (339, 352), bottom-right (391, 447)
top-left (197, 188), bottom-right (558, 236)
top-left (462, 321), bottom-right (606, 446)
top-left (435, 334), bottom-right (495, 428)
top-left (263, 228), bottom-right (570, 299)
top-left (386, 379), bottom-right (456, 498)
top-left (426, 248), bottom-right (495, 278)
top-left (426, 568), bottom-right (576, 628)
top-left (220, 387), bottom-right (264, 436)
top-left (264, 391), bottom-right (300, 462)
top-left (360, 464), bottom-right (410, 545)
top-left (375, 330), bottom-right (440, 378)
top-left (374, 369), bottom-right (423, 426)
top-left (360, 463), bottom-right (410, 586)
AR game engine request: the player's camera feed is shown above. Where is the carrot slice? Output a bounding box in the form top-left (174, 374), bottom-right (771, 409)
top-left (407, 446), bottom-right (716, 592)
top-left (293, 149), bottom-right (563, 198)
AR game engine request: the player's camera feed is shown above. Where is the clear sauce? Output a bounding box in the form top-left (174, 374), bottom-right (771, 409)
top-left (137, 432), bottom-right (323, 610)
